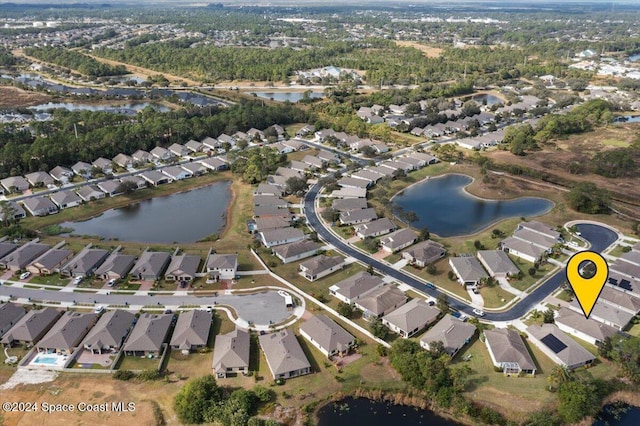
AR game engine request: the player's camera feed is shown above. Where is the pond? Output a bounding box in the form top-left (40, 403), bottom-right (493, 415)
top-left (462, 93), bottom-right (502, 105)
top-left (594, 404), bottom-right (640, 425)
top-left (614, 115), bottom-right (640, 123)
top-left (392, 174), bottom-right (553, 237)
top-left (317, 397), bottom-right (461, 426)
top-left (628, 53), bottom-right (640, 62)
top-left (30, 102), bottom-right (171, 113)
top-left (250, 91), bottom-right (324, 102)
top-left (61, 181), bottom-right (231, 243)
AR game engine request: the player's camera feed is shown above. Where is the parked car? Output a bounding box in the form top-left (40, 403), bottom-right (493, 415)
top-left (107, 278), bottom-right (117, 287)
top-left (425, 283), bottom-right (435, 289)
top-left (473, 308), bottom-right (485, 317)
top-left (94, 306), bottom-right (105, 314)
top-left (72, 276), bottom-right (83, 285)
top-left (19, 271), bottom-right (31, 280)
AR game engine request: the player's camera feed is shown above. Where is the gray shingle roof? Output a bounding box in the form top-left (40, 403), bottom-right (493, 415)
top-left (206, 253), bottom-right (238, 270)
top-left (0, 303), bottom-right (26, 337)
top-left (382, 299), bottom-right (439, 334)
top-left (212, 328), bottom-right (250, 372)
top-left (299, 315), bottom-right (355, 355)
top-left (260, 227), bottom-right (305, 245)
top-left (332, 198), bottom-right (368, 212)
top-left (259, 330), bottom-right (311, 376)
top-left (420, 314), bottom-right (476, 356)
top-left (165, 254), bottom-right (201, 279)
top-left (61, 248), bottom-right (109, 276)
top-left (76, 185), bottom-right (104, 201)
top-left (82, 310), bottom-right (136, 351)
top-left (30, 248), bottom-right (73, 271)
top-left (526, 323), bottom-right (595, 368)
top-left (379, 229), bottom-right (417, 251)
top-left (477, 250), bottom-right (519, 276)
top-left (402, 239), bottom-right (446, 265)
top-left (330, 272), bottom-right (384, 301)
top-left (94, 252), bottom-right (136, 278)
top-left (356, 285), bottom-right (407, 317)
top-left (0, 242), bottom-right (50, 269)
top-left (339, 208), bottom-right (378, 224)
top-left (170, 310), bottom-right (212, 350)
top-left (124, 313), bottom-right (173, 353)
top-left (272, 240), bottom-right (321, 260)
top-left (555, 307), bottom-right (618, 342)
top-left (50, 190), bottom-right (81, 207)
top-left (1, 307), bottom-right (61, 345)
top-left (130, 251), bottom-right (171, 279)
top-left (37, 312), bottom-right (98, 352)
top-left (484, 328), bottom-right (536, 371)
top-left (449, 256), bottom-right (488, 282)
top-left (299, 255), bottom-right (344, 276)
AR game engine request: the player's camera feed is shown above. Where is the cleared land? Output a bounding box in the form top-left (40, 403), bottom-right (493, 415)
top-left (0, 86), bottom-right (51, 108)
top-left (394, 41), bottom-right (443, 58)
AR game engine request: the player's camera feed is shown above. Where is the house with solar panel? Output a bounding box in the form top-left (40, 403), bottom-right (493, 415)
top-left (526, 323), bottom-right (595, 370)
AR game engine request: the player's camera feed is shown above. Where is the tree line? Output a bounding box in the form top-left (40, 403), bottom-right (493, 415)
top-left (24, 47), bottom-right (128, 77)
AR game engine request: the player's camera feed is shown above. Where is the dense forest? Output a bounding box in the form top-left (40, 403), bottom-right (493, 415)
top-left (0, 101), bottom-right (309, 178)
top-left (0, 47), bottom-right (16, 67)
top-left (25, 47), bottom-right (128, 77)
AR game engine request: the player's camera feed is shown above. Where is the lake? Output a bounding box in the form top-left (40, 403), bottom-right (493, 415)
top-left (250, 91), bottom-right (324, 102)
top-left (317, 398), bottom-right (461, 426)
top-left (30, 102), bottom-right (170, 113)
top-left (614, 115), bottom-right (640, 123)
top-left (61, 181), bottom-right (231, 243)
top-left (594, 404), bottom-right (640, 425)
top-left (462, 93), bottom-right (502, 105)
top-left (392, 174), bottom-right (553, 237)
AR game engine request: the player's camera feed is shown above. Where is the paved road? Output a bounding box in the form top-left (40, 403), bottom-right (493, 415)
top-left (303, 184), bottom-right (618, 321)
top-left (0, 286), bottom-right (292, 325)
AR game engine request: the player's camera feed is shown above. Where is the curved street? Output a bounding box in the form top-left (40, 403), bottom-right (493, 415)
top-left (303, 183), bottom-right (619, 321)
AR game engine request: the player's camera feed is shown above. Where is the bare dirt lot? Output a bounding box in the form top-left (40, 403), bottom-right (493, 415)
top-left (0, 86), bottom-right (51, 108)
top-left (485, 123), bottom-right (640, 211)
top-left (394, 41), bottom-right (443, 58)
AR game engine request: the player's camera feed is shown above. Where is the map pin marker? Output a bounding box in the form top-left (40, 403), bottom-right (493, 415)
top-left (566, 251), bottom-right (609, 319)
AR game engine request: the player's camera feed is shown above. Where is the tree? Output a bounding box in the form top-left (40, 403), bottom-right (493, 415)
top-left (419, 227), bottom-right (430, 241)
top-left (566, 182), bottom-right (610, 214)
top-left (607, 334), bottom-right (640, 383)
top-left (237, 139), bottom-right (249, 150)
top-left (321, 207), bottom-right (339, 223)
top-left (117, 180), bottom-right (139, 195)
top-left (370, 319), bottom-right (389, 339)
top-left (0, 201), bottom-right (17, 227)
top-left (285, 176), bottom-right (307, 195)
top-left (557, 380), bottom-right (599, 423)
top-left (337, 302), bottom-right (353, 319)
top-left (547, 365), bottom-right (571, 390)
top-left (173, 375), bottom-right (222, 424)
top-left (436, 293), bottom-right (449, 312)
top-left (426, 264), bottom-right (437, 275)
top-left (528, 267), bottom-right (537, 276)
top-left (473, 240), bottom-right (483, 250)
top-left (362, 238), bottom-right (379, 253)
top-left (543, 309), bottom-right (555, 323)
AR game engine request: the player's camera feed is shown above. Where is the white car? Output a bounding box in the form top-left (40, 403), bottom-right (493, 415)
top-left (94, 306), bottom-right (105, 314)
top-left (107, 279), bottom-right (117, 287)
top-left (473, 308), bottom-right (485, 317)
top-left (19, 271), bottom-right (31, 280)
top-left (72, 276), bottom-right (83, 285)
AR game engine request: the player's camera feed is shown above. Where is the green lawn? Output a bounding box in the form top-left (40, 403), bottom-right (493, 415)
top-left (28, 274), bottom-right (71, 287)
top-left (403, 258), bottom-right (471, 301)
top-left (608, 244), bottom-right (630, 258)
top-left (479, 284), bottom-right (516, 309)
top-left (385, 253), bottom-right (402, 264)
top-left (353, 240), bottom-right (377, 254)
top-left (508, 255), bottom-right (556, 292)
top-left (624, 321), bottom-right (640, 338)
top-left (117, 355), bottom-right (161, 371)
top-left (332, 225), bottom-right (355, 240)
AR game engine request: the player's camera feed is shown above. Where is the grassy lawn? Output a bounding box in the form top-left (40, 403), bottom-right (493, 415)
top-left (332, 225), bottom-right (355, 240)
top-left (403, 258), bottom-right (471, 301)
top-left (608, 244), bottom-right (630, 258)
top-left (457, 337), bottom-right (558, 420)
top-left (117, 355), bottom-right (161, 371)
top-left (555, 290), bottom-right (574, 302)
top-left (508, 256), bottom-right (556, 292)
top-left (353, 240), bottom-right (377, 254)
top-left (28, 274), bottom-right (71, 286)
top-left (624, 321), bottom-right (640, 338)
top-left (479, 284), bottom-right (517, 308)
top-left (118, 282), bottom-right (141, 291)
top-left (385, 253), bottom-right (402, 263)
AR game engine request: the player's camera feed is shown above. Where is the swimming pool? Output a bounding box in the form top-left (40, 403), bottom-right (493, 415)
top-left (31, 353), bottom-right (67, 367)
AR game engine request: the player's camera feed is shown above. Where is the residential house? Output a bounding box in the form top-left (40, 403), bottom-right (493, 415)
top-left (112, 153), bottom-right (133, 169)
top-left (484, 328), bottom-right (537, 376)
top-left (338, 177), bottom-right (370, 190)
top-left (247, 128), bottom-right (265, 142)
top-left (499, 221), bottom-right (561, 263)
top-left (200, 157), bottom-right (229, 171)
top-left (165, 254), bottom-right (201, 282)
top-left (477, 250), bottom-right (520, 279)
top-left (413, 152), bottom-right (439, 165)
top-left (332, 198), bottom-right (368, 212)
top-left (92, 157), bottom-right (113, 174)
top-left (351, 170), bottom-right (383, 184)
top-left (367, 166), bottom-right (395, 177)
top-left (380, 229), bottom-right (417, 253)
top-left (296, 125), bottom-right (315, 137)
top-left (402, 240), bottom-right (446, 268)
top-left (254, 183), bottom-right (283, 197)
top-left (290, 160), bottom-right (309, 173)
top-left (0, 201), bottom-right (26, 221)
top-left (206, 253), bottom-right (238, 281)
top-left (302, 155), bottom-right (325, 170)
top-left (162, 166), bottom-right (192, 181)
top-left (0, 242), bottom-right (50, 270)
top-left (299, 315), bottom-right (355, 358)
top-left (150, 146), bottom-right (173, 162)
top-left (97, 180), bottom-right (123, 197)
top-left (259, 227), bottom-right (305, 248)
top-left (27, 248), bottom-right (74, 275)
top-left (449, 256), bottom-right (488, 286)
top-left (354, 218), bottom-right (397, 239)
top-left (25, 171), bottom-right (54, 187)
top-left (168, 143), bottom-right (190, 157)
top-left (185, 139), bottom-right (204, 153)
top-left (60, 247), bottom-right (109, 277)
top-left (275, 167), bottom-right (303, 180)
top-left (50, 190), bottom-right (81, 209)
top-left (272, 240), bottom-right (321, 264)
top-left (36, 312), bottom-right (98, 355)
top-left (0, 303), bottom-right (26, 339)
top-left (355, 285), bottom-right (407, 321)
top-left (526, 323), bottom-right (595, 370)
top-left (217, 133), bottom-right (235, 147)
top-left (398, 157), bottom-right (425, 169)
top-left (202, 136), bottom-right (220, 151)
top-left (120, 175), bottom-right (147, 190)
top-left (82, 310), bottom-right (136, 354)
top-left (49, 166), bottom-right (73, 184)
top-left (253, 217), bottom-right (291, 233)
top-left (420, 314), bottom-right (476, 357)
top-left (94, 252), bottom-right (136, 281)
top-left (76, 185), bottom-right (105, 202)
top-left (181, 162), bottom-right (208, 176)
top-left (330, 187), bottom-right (368, 199)
top-left (555, 307), bottom-right (618, 346)
top-left (317, 150), bottom-right (338, 164)
top-left (140, 170), bottom-right (172, 186)
top-left (212, 328), bottom-right (250, 378)
top-left (382, 299), bottom-right (440, 338)
top-left (132, 150), bottom-right (152, 165)
top-left (170, 310), bottom-right (212, 352)
top-left (253, 205), bottom-right (291, 219)
top-left (598, 286), bottom-right (640, 315)
top-left (129, 251), bottom-right (171, 281)
top-left (22, 197), bottom-right (58, 217)
top-left (339, 208), bottom-right (378, 225)
top-left (71, 161), bottom-right (92, 178)
top-left (0, 242), bottom-right (18, 261)
top-left (254, 195), bottom-right (288, 208)
top-left (329, 272), bottom-right (385, 305)
top-left (259, 330), bottom-right (311, 380)
top-left (1, 176), bottom-right (29, 193)
top-left (568, 298), bottom-right (633, 330)
top-left (272, 142), bottom-right (294, 154)
top-left (1, 307), bottom-right (62, 347)
top-left (123, 313), bottom-right (173, 357)
top-left (299, 255), bottom-right (346, 282)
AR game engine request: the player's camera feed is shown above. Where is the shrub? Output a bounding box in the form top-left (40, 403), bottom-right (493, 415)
top-left (113, 370), bottom-right (135, 381)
